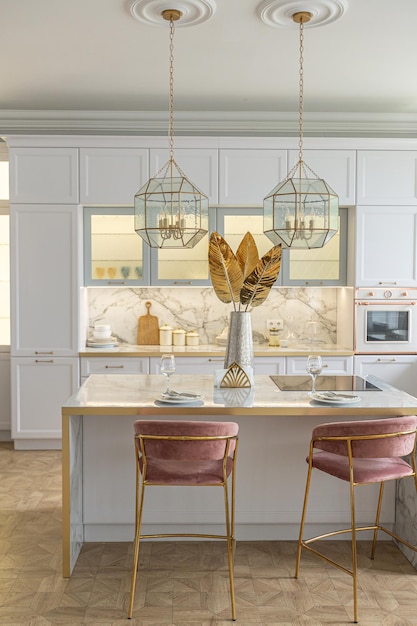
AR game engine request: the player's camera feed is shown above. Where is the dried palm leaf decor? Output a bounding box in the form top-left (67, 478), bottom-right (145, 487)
top-left (209, 231), bottom-right (282, 386)
top-left (209, 231), bottom-right (282, 311)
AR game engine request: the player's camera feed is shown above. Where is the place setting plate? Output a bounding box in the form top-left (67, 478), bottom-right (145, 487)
top-left (309, 391), bottom-right (360, 405)
top-left (155, 391), bottom-right (204, 406)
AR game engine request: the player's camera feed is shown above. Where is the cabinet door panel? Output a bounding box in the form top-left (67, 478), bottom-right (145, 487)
top-left (11, 205), bottom-right (80, 355)
top-left (287, 355), bottom-right (353, 375)
top-left (150, 149), bottom-right (218, 204)
top-left (288, 150), bottom-right (356, 206)
top-left (9, 148), bottom-right (79, 203)
top-left (81, 357), bottom-right (149, 377)
top-left (357, 151), bottom-right (417, 205)
top-left (80, 148), bottom-right (148, 204)
top-left (11, 357), bottom-right (79, 441)
top-left (219, 149), bottom-right (286, 205)
top-left (355, 206), bottom-right (417, 286)
top-left (354, 355), bottom-right (417, 396)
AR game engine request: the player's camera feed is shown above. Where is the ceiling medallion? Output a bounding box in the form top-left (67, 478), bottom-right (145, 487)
top-left (130, 0), bottom-right (216, 27)
top-left (258, 0), bottom-right (347, 28)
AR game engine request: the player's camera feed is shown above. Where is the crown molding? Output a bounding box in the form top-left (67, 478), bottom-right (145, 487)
top-left (1, 110), bottom-right (417, 138)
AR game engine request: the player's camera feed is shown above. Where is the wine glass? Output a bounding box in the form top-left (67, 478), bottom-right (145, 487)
top-left (160, 354), bottom-right (176, 393)
top-left (306, 355), bottom-right (322, 394)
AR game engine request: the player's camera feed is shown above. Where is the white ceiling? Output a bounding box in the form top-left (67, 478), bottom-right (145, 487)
top-left (1, 0), bottom-right (417, 136)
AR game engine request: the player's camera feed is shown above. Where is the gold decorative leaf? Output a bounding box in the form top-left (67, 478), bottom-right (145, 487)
top-left (240, 244), bottom-right (282, 309)
top-left (220, 362), bottom-right (251, 388)
top-left (236, 232), bottom-right (259, 279)
top-left (208, 232), bottom-right (243, 304)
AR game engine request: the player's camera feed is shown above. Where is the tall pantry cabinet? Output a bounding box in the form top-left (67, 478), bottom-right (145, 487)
top-left (9, 146), bottom-right (81, 449)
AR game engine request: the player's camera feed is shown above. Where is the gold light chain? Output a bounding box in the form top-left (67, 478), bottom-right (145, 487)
top-left (298, 17), bottom-right (305, 165)
top-left (169, 15), bottom-right (175, 162)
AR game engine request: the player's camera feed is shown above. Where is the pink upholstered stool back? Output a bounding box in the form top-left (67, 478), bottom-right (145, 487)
top-left (312, 415), bottom-right (417, 458)
top-left (133, 420), bottom-right (239, 486)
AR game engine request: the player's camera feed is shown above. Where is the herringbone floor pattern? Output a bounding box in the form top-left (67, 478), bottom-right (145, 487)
top-left (1, 441), bottom-right (417, 625)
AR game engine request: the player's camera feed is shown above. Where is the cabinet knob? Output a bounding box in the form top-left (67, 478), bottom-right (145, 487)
top-left (369, 291), bottom-right (374, 296)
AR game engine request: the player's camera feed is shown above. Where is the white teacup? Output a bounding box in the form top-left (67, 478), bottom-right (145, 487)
top-left (93, 324), bottom-right (112, 339)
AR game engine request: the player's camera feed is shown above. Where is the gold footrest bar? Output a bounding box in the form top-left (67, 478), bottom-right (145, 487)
top-left (139, 532), bottom-right (230, 540)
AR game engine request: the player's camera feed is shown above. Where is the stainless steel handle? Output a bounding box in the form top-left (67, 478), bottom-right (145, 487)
top-left (35, 351), bottom-right (54, 355)
top-left (376, 358), bottom-right (397, 362)
top-left (35, 359), bottom-right (54, 363)
top-left (104, 365), bottom-right (125, 369)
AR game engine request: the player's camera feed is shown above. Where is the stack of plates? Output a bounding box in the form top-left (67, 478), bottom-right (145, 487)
top-left (86, 336), bottom-right (119, 348)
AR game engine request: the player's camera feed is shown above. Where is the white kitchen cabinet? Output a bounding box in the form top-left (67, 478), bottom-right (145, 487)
top-left (11, 356), bottom-right (79, 449)
top-left (286, 355), bottom-right (353, 376)
top-left (150, 148), bottom-right (218, 205)
top-left (80, 356), bottom-right (149, 383)
top-left (83, 207), bottom-right (150, 286)
top-left (11, 205), bottom-right (81, 356)
top-left (80, 148), bottom-right (148, 204)
top-left (219, 149), bottom-right (287, 206)
top-left (355, 206), bottom-right (417, 286)
top-left (357, 151), bottom-right (417, 205)
top-left (288, 149), bottom-right (356, 206)
top-left (150, 355), bottom-right (225, 375)
top-left (254, 356), bottom-right (286, 374)
top-left (9, 148), bottom-right (79, 204)
top-left (354, 355), bottom-right (417, 397)
top-left (0, 353), bottom-right (11, 434)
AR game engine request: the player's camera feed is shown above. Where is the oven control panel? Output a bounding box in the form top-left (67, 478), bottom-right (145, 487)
top-left (355, 288), bottom-right (417, 301)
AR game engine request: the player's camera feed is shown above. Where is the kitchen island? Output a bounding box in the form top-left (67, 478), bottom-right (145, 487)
top-left (62, 373), bottom-right (417, 576)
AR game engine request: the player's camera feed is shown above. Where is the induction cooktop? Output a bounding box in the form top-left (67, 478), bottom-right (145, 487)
top-left (270, 375), bottom-right (382, 392)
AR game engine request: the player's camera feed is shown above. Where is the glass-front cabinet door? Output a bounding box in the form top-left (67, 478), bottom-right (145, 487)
top-left (84, 207), bottom-right (150, 286)
top-left (216, 207), bottom-right (283, 285)
top-left (281, 208), bottom-right (348, 286)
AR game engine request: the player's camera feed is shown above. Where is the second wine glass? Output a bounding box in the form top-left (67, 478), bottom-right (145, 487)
top-left (160, 354), bottom-right (176, 393)
top-left (306, 355), bottom-right (322, 393)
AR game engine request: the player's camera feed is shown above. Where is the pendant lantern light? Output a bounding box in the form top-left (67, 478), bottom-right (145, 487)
top-left (134, 9), bottom-right (209, 249)
top-left (263, 11), bottom-right (339, 249)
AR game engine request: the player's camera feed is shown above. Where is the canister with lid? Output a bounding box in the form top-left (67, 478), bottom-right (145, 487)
top-left (185, 330), bottom-right (200, 346)
top-left (159, 323), bottom-right (173, 346)
top-left (172, 327), bottom-right (186, 346)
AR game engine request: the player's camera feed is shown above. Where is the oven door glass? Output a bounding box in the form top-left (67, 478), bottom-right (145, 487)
top-left (366, 309), bottom-right (410, 343)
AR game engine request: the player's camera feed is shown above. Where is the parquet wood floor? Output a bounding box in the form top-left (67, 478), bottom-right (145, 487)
top-left (1, 441), bottom-right (417, 625)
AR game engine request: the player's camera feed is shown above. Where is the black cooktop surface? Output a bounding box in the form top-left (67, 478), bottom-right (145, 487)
top-left (270, 375), bottom-right (382, 392)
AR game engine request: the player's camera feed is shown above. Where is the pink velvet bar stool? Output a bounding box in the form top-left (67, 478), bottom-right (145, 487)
top-left (128, 419), bottom-right (239, 621)
top-left (295, 415), bottom-right (417, 623)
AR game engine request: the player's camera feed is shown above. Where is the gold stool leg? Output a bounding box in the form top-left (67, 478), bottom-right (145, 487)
top-left (349, 479), bottom-right (358, 624)
top-left (295, 448), bottom-right (313, 579)
top-left (128, 476), bottom-right (146, 619)
top-left (371, 482), bottom-right (384, 560)
top-left (224, 480), bottom-right (236, 621)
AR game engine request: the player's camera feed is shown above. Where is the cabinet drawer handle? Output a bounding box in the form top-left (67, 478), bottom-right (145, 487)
top-left (35, 351), bottom-right (54, 355)
top-left (104, 365), bottom-right (125, 369)
top-left (376, 358), bottom-right (397, 362)
top-left (208, 358), bottom-right (224, 362)
top-left (378, 281), bottom-right (397, 285)
top-left (35, 359), bottom-right (54, 363)
top-left (107, 281), bottom-right (126, 285)
top-left (172, 281), bottom-right (193, 285)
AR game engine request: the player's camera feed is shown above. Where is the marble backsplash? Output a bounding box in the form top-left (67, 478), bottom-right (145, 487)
top-left (87, 286), bottom-right (346, 347)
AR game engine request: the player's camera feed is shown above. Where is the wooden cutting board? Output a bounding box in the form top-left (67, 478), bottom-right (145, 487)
top-left (137, 301), bottom-right (159, 345)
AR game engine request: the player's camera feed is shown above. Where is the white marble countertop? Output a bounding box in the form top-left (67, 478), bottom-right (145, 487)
top-left (79, 343), bottom-right (354, 357)
top-left (62, 374), bottom-right (417, 417)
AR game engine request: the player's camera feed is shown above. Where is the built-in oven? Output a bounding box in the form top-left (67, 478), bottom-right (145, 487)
top-left (355, 288), bottom-right (417, 354)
